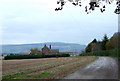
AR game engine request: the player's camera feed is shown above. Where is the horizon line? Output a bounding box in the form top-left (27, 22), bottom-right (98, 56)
top-left (0, 42), bottom-right (86, 45)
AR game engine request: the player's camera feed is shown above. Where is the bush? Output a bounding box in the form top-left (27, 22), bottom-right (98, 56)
top-left (4, 54), bottom-right (70, 60)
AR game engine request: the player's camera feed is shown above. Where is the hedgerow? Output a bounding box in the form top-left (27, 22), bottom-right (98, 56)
top-left (4, 54), bottom-right (70, 60)
top-left (79, 48), bottom-right (119, 58)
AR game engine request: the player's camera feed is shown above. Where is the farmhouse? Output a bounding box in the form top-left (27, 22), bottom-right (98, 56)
top-left (42, 45), bottom-right (59, 55)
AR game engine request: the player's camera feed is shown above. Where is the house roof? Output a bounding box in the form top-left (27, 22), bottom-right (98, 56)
top-left (42, 45), bottom-right (59, 53)
top-left (42, 45), bottom-right (50, 50)
top-left (50, 49), bottom-right (59, 53)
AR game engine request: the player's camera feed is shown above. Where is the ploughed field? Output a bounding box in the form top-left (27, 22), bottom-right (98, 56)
top-left (2, 56), bottom-right (97, 79)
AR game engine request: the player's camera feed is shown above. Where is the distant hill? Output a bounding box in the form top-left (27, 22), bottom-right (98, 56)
top-left (1, 42), bottom-right (86, 55)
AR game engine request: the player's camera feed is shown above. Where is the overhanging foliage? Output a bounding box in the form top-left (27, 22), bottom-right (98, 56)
top-left (55, 0), bottom-right (120, 14)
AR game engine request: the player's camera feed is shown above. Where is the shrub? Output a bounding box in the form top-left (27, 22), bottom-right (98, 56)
top-left (80, 48), bottom-right (119, 58)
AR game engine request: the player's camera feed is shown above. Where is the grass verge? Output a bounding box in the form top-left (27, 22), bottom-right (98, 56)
top-left (2, 72), bottom-right (53, 79)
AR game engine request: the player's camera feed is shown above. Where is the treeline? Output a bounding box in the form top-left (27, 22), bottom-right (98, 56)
top-left (85, 34), bottom-right (109, 53)
top-left (4, 54), bottom-right (70, 60)
top-left (80, 32), bottom-right (120, 59)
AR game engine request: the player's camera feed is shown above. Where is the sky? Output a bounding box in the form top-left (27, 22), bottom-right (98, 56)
top-left (0, 0), bottom-right (118, 45)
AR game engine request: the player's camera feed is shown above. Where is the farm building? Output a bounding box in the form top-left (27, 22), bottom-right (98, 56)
top-left (42, 45), bottom-right (59, 55)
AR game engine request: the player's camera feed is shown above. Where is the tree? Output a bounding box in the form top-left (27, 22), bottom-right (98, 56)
top-left (85, 39), bottom-right (97, 52)
top-left (30, 48), bottom-right (42, 55)
top-left (55, 0), bottom-right (120, 14)
top-left (85, 42), bottom-right (92, 53)
top-left (101, 34), bottom-right (109, 50)
top-left (106, 32), bottom-right (120, 50)
top-left (92, 38), bottom-right (97, 43)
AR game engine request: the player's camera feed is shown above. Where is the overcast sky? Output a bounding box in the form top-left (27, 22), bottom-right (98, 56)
top-left (0, 0), bottom-right (118, 45)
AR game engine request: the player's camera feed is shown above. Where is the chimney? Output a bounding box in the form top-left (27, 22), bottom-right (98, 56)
top-left (50, 45), bottom-right (51, 49)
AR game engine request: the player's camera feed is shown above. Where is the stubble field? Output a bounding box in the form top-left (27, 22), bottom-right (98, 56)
top-left (2, 56), bottom-right (97, 79)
